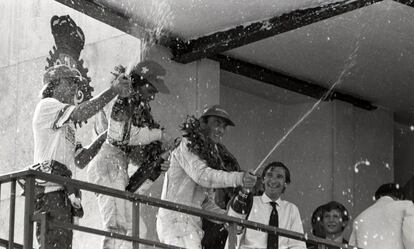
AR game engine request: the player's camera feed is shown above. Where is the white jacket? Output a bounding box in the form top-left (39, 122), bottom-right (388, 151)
top-left (349, 196), bottom-right (414, 249)
top-left (157, 137), bottom-right (245, 238)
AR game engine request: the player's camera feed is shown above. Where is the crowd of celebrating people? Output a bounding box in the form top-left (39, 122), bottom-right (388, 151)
top-left (30, 15), bottom-right (414, 249)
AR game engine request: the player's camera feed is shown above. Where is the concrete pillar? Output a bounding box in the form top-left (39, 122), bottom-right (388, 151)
top-left (332, 101), bottom-right (355, 208)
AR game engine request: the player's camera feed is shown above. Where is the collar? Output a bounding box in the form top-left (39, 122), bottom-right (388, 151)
top-left (261, 193), bottom-right (281, 206)
top-left (376, 195), bottom-right (395, 204)
top-left (332, 235), bottom-right (344, 243)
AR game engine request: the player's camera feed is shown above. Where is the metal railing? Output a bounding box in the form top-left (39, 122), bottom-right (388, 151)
top-left (0, 169), bottom-right (358, 249)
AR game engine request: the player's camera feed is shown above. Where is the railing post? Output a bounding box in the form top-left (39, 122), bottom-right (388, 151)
top-left (39, 213), bottom-right (48, 249)
top-left (8, 180), bottom-right (16, 249)
top-left (23, 176), bottom-right (35, 249)
top-left (132, 201), bottom-right (140, 249)
top-left (227, 223), bottom-right (237, 249)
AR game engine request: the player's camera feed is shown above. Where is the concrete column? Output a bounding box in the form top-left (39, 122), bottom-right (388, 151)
top-left (194, 59), bottom-right (220, 116)
top-left (144, 45), bottom-right (220, 131)
top-left (332, 101), bottom-right (355, 209)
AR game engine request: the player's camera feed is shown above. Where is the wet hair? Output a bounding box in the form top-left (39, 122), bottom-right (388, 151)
top-left (41, 79), bottom-right (59, 98)
top-left (261, 161), bottom-right (291, 184)
top-left (375, 183), bottom-right (405, 200)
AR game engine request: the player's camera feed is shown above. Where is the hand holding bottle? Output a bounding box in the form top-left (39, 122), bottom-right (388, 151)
top-left (242, 172), bottom-right (257, 189)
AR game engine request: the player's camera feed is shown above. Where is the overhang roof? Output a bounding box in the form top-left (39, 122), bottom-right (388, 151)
top-left (57, 0), bottom-right (414, 124)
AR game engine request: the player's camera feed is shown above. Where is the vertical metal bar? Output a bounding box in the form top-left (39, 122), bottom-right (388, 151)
top-left (132, 201), bottom-right (140, 249)
top-left (227, 223), bottom-right (237, 249)
top-left (23, 176), bottom-right (35, 249)
top-left (39, 213), bottom-right (48, 249)
top-left (0, 182), bottom-right (3, 215)
top-left (8, 180), bottom-right (16, 249)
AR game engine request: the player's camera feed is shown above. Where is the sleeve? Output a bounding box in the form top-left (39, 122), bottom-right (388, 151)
top-left (201, 190), bottom-right (227, 224)
top-left (106, 99), bottom-right (162, 146)
top-left (35, 98), bottom-right (75, 130)
top-left (108, 120), bottom-right (163, 146)
top-left (74, 141), bottom-right (83, 158)
top-left (179, 138), bottom-right (244, 189)
top-left (128, 126), bottom-right (163, 145)
top-left (202, 190), bottom-right (226, 214)
top-left (402, 202), bottom-right (414, 249)
top-left (287, 205), bottom-right (307, 249)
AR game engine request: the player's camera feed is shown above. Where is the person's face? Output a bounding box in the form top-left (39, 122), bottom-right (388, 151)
top-left (54, 78), bottom-right (77, 104)
top-left (322, 209), bottom-right (344, 237)
top-left (263, 166), bottom-right (286, 199)
top-left (202, 116), bottom-right (228, 143)
top-left (139, 82), bottom-right (158, 101)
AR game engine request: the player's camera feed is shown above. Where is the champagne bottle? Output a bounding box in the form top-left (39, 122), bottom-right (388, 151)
top-left (126, 154), bottom-right (166, 193)
top-left (126, 138), bottom-right (180, 193)
top-left (227, 188), bottom-right (253, 234)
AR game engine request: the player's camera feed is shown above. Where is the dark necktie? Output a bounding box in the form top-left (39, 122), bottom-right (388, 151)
top-left (267, 201), bottom-right (279, 249)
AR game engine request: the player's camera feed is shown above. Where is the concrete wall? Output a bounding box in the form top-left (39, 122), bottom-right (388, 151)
top-left (220, 72), bottom-right (394, 237)
top-left (394, 122), bottom-right (414, 187)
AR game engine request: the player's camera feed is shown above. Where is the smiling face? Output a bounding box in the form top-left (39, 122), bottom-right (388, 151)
top-left (263, 166), bottom-right (287, 200)
top-left (322, 209), bottom-right (344, 239)
top-left (201, 116), bottom-right (228, 143)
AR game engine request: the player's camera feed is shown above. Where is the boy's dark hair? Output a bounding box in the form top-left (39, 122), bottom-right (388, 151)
top-left (375, 183), bottom-right (405, 200)
top-left (261, 161), bottom-right (291, 184)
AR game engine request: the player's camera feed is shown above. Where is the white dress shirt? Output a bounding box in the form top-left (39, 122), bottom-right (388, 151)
top-left (239, 193), bottom-right (306, 249)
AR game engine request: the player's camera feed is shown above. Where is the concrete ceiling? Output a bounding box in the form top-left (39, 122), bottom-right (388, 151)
top-left (225, 0), bottom-right (414, 124)
top-left (60, 0), bottom-right (414, 124)
top-left (95, 0), bottom-right (342, 39)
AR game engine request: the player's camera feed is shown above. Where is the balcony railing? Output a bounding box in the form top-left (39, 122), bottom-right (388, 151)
top-left (0, 169), bottom-right (358, 249)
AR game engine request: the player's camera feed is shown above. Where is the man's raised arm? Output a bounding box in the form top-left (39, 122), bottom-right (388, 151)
top-left (70, 74), bottom-right (131, 124)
